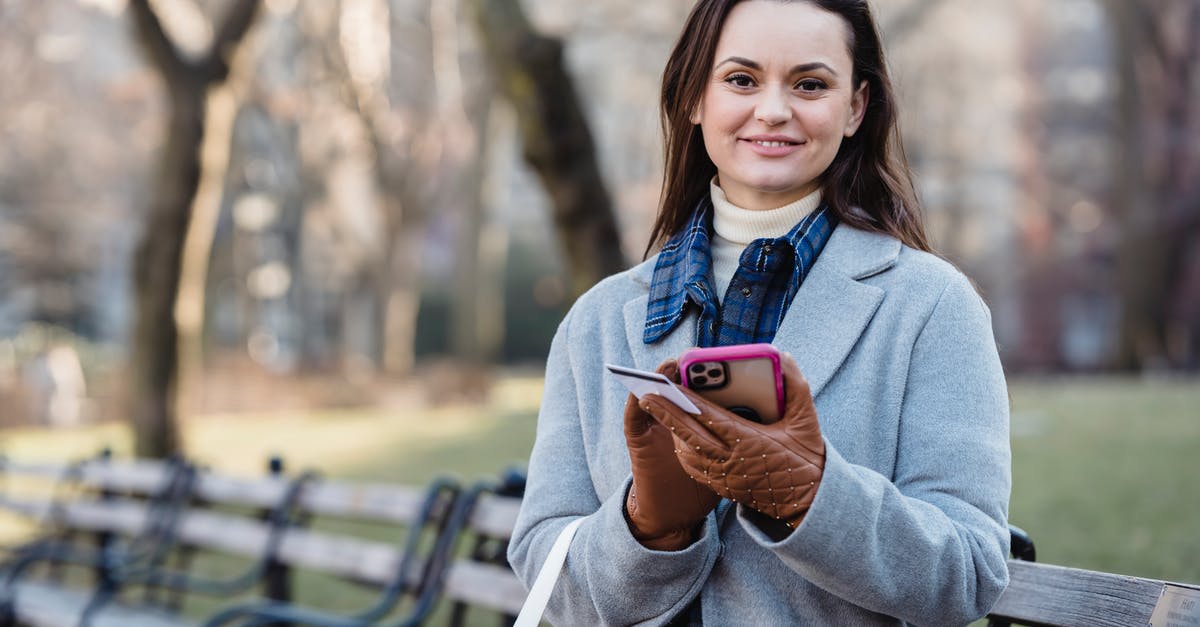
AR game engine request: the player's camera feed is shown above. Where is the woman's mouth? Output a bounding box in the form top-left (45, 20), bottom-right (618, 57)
top-left (742, 137), bottom-right (805, 156)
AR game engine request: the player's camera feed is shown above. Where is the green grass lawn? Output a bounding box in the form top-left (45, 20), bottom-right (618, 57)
top-left (1008, 376), bottom-right (1200, 583)
top-left (0, 373), bottom-right (1196, 621)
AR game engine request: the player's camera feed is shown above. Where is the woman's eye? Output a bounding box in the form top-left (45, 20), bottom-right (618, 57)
top-left (796, 78), bottom-right (827, 92)
top-left (725, 73), bottom-right (756, 88)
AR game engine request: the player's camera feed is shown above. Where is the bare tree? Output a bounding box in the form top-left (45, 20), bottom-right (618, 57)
top-left (127, 0), bottom-right (263, 457)
top-left (311, 0), bottom-right (506, 374)
top-left (467, 0), bottom-right (626, 299)
top-left (1102, 0), bottom-right (1200, 370)
top-left (309, 0), bottom-right (445, 375)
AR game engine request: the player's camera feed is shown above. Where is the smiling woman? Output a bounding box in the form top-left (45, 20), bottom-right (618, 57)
top-left (507, 1), bottom-right (1012, 625)
top-left (652, 0), bottom-right (929, 257)
top-left (690, 2), bottom-right (868, 211)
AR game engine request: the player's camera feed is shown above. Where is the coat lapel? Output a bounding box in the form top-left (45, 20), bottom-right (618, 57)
top-left (774, 224), bottom-right (899, 398)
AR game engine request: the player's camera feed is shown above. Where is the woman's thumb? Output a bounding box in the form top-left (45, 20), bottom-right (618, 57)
top-left (779, 352), bottom-right (818, 427)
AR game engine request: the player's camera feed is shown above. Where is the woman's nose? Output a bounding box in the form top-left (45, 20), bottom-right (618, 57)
top-left (755, 85), bottom-right (792, 125)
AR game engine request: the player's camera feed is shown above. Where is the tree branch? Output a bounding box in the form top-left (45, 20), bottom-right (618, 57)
top-left (128, 0), bottom-right (187, 78)
top-left (1100, 0), bottom-right (1167, 71)
top-left (1136, 2), bottom-right (1168, 69)
top-left (882, 0), bottom-right (950, 43)
top-left (309, 0), bottom-right (423, 207)
top-left (202, 0), bottom-right (263, 83)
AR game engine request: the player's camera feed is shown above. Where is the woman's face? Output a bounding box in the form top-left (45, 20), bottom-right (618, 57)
top-left (691, 0), bottom-right (868, 211)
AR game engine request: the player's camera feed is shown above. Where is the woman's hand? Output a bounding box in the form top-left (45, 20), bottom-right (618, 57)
top-left (624, 360), bottom-right (721, 551)
top-left (639, 353), bottom-right (825, 531)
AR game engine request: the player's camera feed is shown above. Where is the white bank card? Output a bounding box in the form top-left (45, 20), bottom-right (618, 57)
top-left (605, 363), bottom-right (701, 414)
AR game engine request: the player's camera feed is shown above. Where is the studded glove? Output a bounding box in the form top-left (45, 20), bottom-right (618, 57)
top-left (639, 353), bottom-right (824, 531)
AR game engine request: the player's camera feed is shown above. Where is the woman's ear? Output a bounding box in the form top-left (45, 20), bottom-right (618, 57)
top-left (689, 98), bottom-right (704, 126)
top-left (844, 80), bottom-right (869, 137)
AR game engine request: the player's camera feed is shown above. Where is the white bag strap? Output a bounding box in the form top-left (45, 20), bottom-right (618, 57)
top-left (514, 517), bottom-right (585, 627)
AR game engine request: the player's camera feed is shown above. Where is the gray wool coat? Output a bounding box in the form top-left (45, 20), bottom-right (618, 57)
top-left (507, 223), bottom-right (1012, 626)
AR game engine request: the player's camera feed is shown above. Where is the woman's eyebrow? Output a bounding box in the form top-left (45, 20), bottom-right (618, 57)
top-left (714, 57), bottom-right (839, 77)
top-left (790, 62), bottom-right (838, 76)
top-left (715, 56), bottom-right (762, 70)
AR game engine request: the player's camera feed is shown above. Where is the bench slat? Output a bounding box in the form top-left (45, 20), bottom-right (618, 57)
top-left (468, 494), bottom-right (522, 540)
top-left (988, 560), bottom-right (1166, 627)
top-left (441, 560), bottom-right (527, 615)
top-left (12, 581), bottom-right (195, 627)
top-left (0, 461), bottom-right (431, 524)
top-left (0, 496), bottom-right (414, 586)
top-left (1, 460), bottom-right (173, 495)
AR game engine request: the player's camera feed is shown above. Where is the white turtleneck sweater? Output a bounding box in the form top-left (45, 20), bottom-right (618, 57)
top-left (709, 179), bottom-right (823, 302)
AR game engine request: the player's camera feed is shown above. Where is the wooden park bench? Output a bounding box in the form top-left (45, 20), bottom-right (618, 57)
top-left (0, 454), bottom-right (527, 626)
top-left (3, 453), bottom-right (1197, 627)
top-left (986, 525), bottom-right (1200, 627)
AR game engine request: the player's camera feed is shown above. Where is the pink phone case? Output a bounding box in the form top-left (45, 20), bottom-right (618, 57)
top-left (679, 343), bottom-right (785, 423)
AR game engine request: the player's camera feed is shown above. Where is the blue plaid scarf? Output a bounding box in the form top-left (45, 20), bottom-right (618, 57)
top-left (644, 197), bottom-right (836, 347)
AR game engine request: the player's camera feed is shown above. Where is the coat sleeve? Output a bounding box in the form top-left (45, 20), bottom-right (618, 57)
top-left (506, 306), bottom-right (722, 626)
top-left (737, 272), bottom-right (1011, 626)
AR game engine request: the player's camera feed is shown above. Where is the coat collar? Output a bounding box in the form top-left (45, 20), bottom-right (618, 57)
top-left (629, 222), bottom-right (900, 286)
top-left (624, 223), bottom-right (901, 398)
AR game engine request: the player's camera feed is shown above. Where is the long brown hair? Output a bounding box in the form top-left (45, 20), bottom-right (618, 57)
top-left (648, 0), bottom-right (931, 256)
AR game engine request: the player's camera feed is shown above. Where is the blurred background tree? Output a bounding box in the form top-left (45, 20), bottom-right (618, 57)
top-left (126, 0), bottom-right (262, 457)
top-left (469, 0), bottom-right (626, 299)
top-left (1102, 0), bottom-right (1199, 371)
top-left (0, 0), bottom-right (1196, 451)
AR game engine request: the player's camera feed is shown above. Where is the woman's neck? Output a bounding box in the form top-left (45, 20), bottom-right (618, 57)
top-left (710, 179), bottom-right (823, 245)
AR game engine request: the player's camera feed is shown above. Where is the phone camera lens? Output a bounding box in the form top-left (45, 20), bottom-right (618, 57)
top-left (690, 364), bottom-right (706, 374)
top-left (707, 368), bottom-right (722, 378)
top-left (730, 407), bottom-right (761, 422)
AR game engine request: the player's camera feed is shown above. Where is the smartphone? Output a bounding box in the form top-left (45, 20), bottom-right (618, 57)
top-left (679, 343), bottom-right (784, 424)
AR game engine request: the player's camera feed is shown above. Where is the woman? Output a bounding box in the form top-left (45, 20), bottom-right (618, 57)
top-left (507, 1), bottom-right (1011, 624)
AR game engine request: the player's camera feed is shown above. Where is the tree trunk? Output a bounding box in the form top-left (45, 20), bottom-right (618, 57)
top-left (449, 139), bottom-right (495, 364)
top-left (467, 0), bottom-right (626, 299)
top-left (127, 0), bottom-right (262, 457)
top-left (380, 229), bottom-right (424, 375)
top-left (441, 0), bottom-right (497, 366)
top-left (131, 93), bottom-right (204, 458)
top-left (1108, 0), bottom-right (1159, 370)
top-left (175, 48), bottom-right (258, 417)
top-left (1104, 0), bottom-right (1198, 370)
top-left (1158, 4), bottom-right (1200, 367)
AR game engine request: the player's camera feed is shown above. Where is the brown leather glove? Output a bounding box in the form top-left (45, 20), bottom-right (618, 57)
top-left (624, 361), bottom-right (721, 551)
top-left (639, 352), bottom-right (824, 531)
